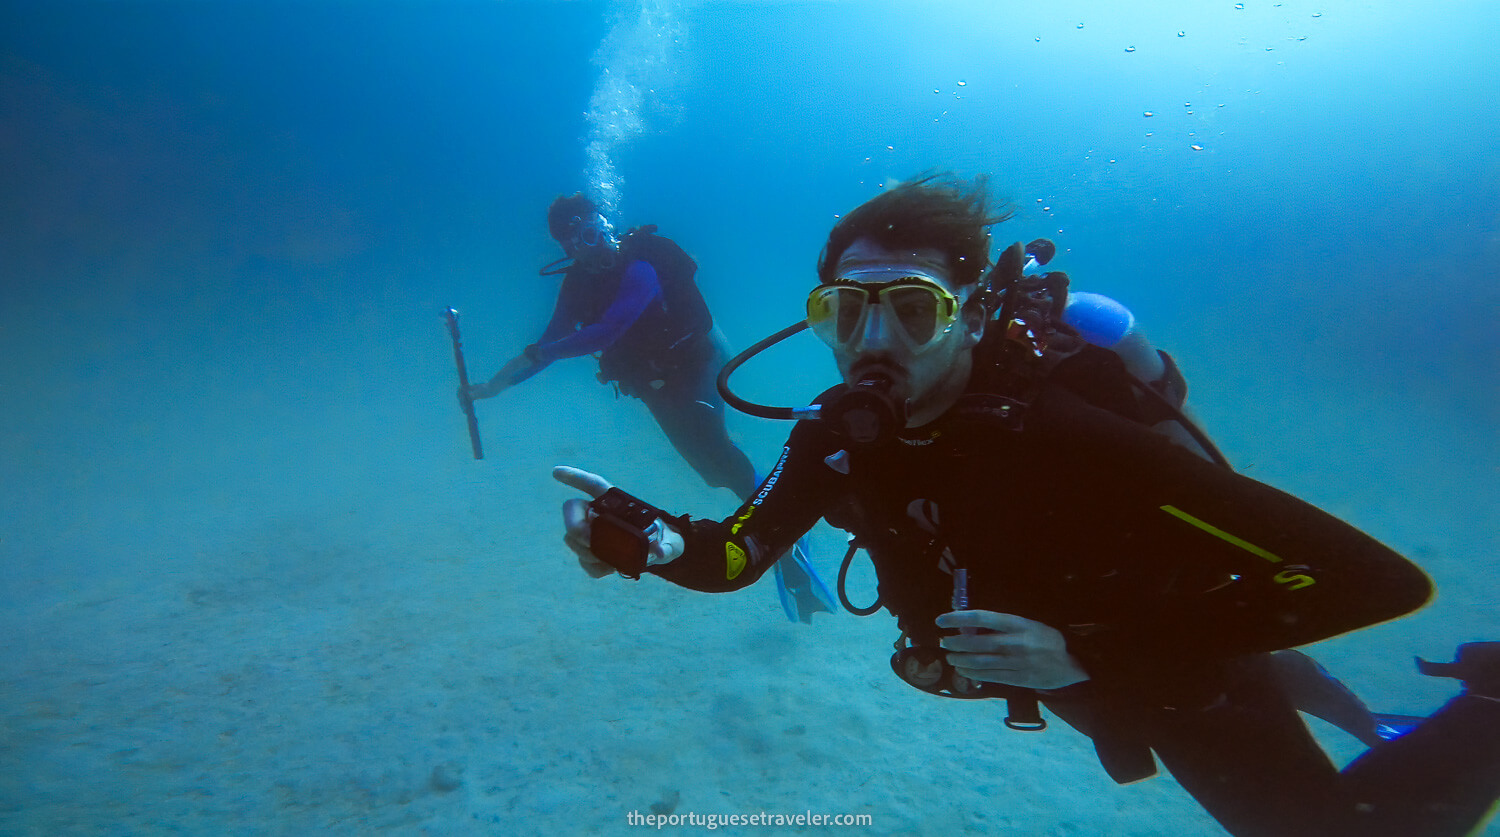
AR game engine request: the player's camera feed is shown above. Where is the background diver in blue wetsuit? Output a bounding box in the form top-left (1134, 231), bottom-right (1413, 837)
top-left (463, 193), bottom-right (834, 621)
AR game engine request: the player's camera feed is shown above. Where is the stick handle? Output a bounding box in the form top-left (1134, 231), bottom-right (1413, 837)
top-left (443, 308), bottom-right (484, 459)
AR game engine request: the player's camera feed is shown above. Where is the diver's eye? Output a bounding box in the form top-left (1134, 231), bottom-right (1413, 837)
top-left (834, 291), bottom-right (866, 343)
top-left (886, 286), bottom-right (942, 343)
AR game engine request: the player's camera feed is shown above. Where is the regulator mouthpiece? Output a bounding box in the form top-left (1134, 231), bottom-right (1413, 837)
top-left (825, 374), bottom-right (906, 447)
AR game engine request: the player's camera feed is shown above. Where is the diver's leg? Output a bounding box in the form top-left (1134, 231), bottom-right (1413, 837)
top-left (1337, 644), bottom-right (1500, 836)
top-left (1271, 649), bottom-right (1383, 747)
top-left (1141, 658), bottom-right (1347, 837)
top-left (635, 347), bottom-right (756, 498)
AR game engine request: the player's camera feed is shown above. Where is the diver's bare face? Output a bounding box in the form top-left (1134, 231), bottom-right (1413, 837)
top-left (829, 239), bottom-right (982, 428)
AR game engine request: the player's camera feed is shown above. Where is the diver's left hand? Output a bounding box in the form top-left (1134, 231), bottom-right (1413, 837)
top-left (936, 610), bottom-right (1090, 690)
top-left (553, 466), bottom-right (620, 578)
top-left (552, 466), bottom-right (684, 578)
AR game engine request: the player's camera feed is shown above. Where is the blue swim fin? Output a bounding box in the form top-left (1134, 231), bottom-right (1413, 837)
top-left (1372, 713), bottom-right (1425, 741)
top-left (773, 538), bottom-right (837, 623)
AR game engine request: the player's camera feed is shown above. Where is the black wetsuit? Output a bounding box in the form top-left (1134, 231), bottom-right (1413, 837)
top-left (646, 343), bottom-right (1500, 837)
top-left (530, 229), bottom-right (755, 496)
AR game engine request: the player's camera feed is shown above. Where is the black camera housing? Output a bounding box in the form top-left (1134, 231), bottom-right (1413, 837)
top-left (587, 487), bottom-right (665, 579)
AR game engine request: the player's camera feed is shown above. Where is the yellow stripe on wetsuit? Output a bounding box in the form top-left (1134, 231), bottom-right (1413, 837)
top-left (1160, 504), bottom-right (1284, 563)
top-left (1160, 504), bottom-right (1316, 590)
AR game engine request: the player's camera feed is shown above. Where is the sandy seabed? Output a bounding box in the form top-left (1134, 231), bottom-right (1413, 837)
top-left (2, 353), bottom-right (1496, 837)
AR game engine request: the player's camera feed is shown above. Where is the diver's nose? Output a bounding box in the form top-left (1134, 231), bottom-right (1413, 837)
top-left (856, 304), bottom-right (894, 352)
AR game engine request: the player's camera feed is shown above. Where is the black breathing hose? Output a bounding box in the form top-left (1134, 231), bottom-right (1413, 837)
top-left (715, 320), bottom-right (813, 420)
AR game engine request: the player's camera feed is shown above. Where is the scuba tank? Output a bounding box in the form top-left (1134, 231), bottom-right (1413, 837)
top-left (1060, 292), bottom-right (1213, 462)
top-left (1065, 292), bottom-right (1164, 384)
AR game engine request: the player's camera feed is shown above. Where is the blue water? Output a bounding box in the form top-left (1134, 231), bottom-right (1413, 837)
top-left (2, 2), bottom-right (1497, 834)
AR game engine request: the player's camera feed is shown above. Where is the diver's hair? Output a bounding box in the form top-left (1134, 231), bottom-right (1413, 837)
top-left (817, 173), bottom-right (1015, 288)
top-left (547, 192), bottom-right (599, 241)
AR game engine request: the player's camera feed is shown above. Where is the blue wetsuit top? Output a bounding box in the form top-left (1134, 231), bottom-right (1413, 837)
top-left (508, 259), bottom-right (661, 385)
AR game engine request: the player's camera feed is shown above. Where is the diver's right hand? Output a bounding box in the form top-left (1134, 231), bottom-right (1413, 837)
top-left (553, 466), bottom-right (683, 578)
top-left (460, 380), bottom-right (502, 405)
top-left (468, 355), bottom-right (538, 404)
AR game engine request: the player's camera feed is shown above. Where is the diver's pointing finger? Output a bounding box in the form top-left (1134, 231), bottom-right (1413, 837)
top-left (552, 466), bottom-right (613, 499)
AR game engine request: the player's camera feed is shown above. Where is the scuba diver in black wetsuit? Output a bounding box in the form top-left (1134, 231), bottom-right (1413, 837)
top-left (466, 193), bottom-right (834, 622)
top-left (550, 175), bottom-right (1500, 836)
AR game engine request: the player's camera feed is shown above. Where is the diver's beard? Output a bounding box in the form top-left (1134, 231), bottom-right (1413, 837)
top-left (906, 349), bottom-right (973, 427)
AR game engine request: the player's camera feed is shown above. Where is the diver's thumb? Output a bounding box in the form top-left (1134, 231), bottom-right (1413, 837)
top-left (552, 466), bottom-right (613, 499)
